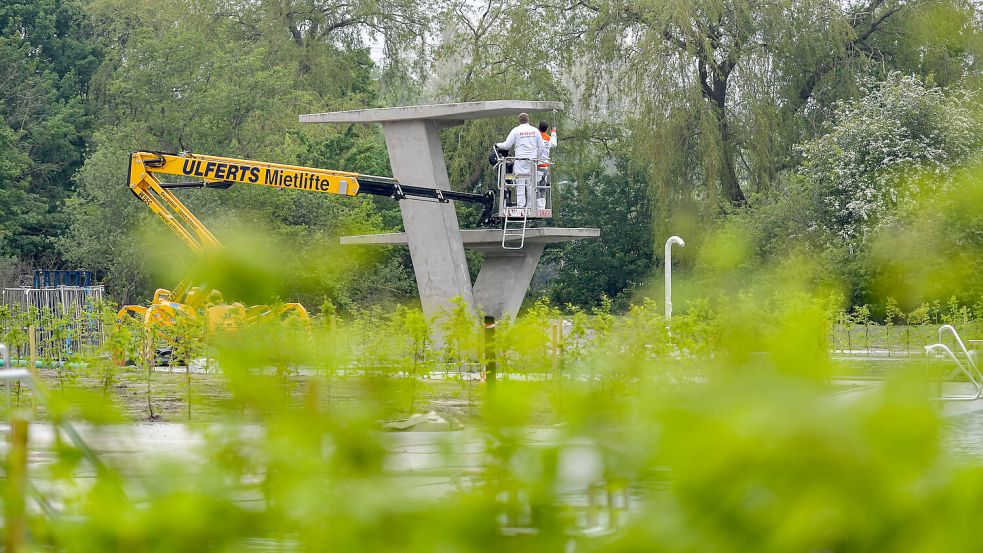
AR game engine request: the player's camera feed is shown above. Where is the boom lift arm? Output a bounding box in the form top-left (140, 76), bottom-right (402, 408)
top-left (127, 150), bottom-right (496, 250)
top-left (122, 151), bottom-right (495, 328)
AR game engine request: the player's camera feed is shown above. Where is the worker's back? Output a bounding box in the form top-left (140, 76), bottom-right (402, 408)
top-left (499, 123), bottom-right (542, 160)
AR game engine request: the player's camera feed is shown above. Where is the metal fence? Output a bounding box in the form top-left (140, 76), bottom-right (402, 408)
top-left (1, 286), bottom-right (105, 357)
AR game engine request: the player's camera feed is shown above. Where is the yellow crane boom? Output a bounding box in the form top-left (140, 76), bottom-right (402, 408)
top-left (128, 150), bottom-right (493, 255)
top-left (121, 150), bottom-right (494, 330)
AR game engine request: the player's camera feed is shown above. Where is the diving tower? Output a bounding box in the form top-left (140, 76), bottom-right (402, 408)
top-left (300, 101), bottom-right (599, 321)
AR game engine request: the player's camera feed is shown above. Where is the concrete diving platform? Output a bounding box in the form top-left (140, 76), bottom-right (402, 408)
top-left (302, 100), bottom-right (598, 325)
top-left (343, 227), bottom-right (599, 320)
top-left (301, 100), bottom-right (564, 324)
top-left (301, 100), bottom-right (563, 126)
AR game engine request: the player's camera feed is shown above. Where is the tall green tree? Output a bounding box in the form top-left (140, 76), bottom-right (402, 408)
top-left (557, 0), bottom-right (980, 216)
top-left (0, 122), bottom-right (40, 260)
top-left (0, 0), bottom-right (101, 262)
top-left (212, 0), bottom-right (434, 105)
top-left (64, 0), bottom-right (428, 305)
top-left (432, 0), bottom-right (571, 198)
top-left (543, 163), bottom-right (655, 308)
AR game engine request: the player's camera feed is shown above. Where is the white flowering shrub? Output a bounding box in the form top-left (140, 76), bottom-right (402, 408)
top-left (798, 73), bottom-right (981, 245)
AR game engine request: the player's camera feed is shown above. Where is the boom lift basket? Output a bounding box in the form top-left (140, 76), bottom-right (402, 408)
top-left (493, 152), bottom-right (553, 249)
top-left (493, 153), bottom-right (553, 219)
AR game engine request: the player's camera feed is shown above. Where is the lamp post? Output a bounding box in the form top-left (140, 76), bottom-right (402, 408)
top-left (664, 236), bottom-right (685, 318)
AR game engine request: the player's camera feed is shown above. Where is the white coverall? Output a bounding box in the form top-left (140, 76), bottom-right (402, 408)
top-left (496, 123), bottom-right (544, 208)
top-left (536, 129), bottom-right (557, 209)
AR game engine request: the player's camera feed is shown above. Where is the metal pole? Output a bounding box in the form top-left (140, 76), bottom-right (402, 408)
top-left (1, 343), bottom-right (9, 412)
top-left (664, 236), bottom-right (685, 318)
top-left (484, 316), bottom-right (496, 389)
top-left (5, 416), bottom-right (27, 553)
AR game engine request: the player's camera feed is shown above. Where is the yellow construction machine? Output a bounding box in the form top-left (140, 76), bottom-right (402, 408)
top-left (120, 150), bottom-right (495, 331)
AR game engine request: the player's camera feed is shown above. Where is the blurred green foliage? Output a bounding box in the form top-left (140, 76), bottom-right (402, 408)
top-left (0, 3), bottom-right (982, 547)
top-left (1, 210), bottom-right (983, 551)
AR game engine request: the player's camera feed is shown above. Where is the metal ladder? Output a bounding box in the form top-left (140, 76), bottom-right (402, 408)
top-left (502, 206), bottom-right (528, 250)
top-left (924, 325), bottom-right (983, 401)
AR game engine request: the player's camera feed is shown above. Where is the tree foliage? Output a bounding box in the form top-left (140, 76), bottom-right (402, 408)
top-left (543, 164), bottom-right (655, 308)
top-left (730, 74), bottom-right (982, 307)
top-left (553, 0), bottom-right (980, 223)
top-left (800, 73), bottom-right (982, 244)
top-left (0, 0), bottom-right (981, 311)
top-left (0, 0), bottom-right (102, 262)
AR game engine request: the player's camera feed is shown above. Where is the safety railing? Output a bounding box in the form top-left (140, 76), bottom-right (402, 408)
top-left (493, 154), bottom-right (553, 219)
top-left (0, 342), bottom-right (118, 524)
top-left (925, 325), bottom-right (983, 401)
top-left (0, 368), bottom-right (105, 471)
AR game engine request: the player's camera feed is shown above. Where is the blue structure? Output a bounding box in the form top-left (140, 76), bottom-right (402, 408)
top-left (3, 271), bottom-right (104, 357)
top-left (32, 270), bottom-right (94, 288)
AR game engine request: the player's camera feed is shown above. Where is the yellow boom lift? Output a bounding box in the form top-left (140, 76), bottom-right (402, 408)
top-left (120, 150), bottom-right (495, 329)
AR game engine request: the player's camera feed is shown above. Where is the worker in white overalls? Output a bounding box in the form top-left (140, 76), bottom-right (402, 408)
top-left (496, 113), bottom-right (544, 208)
top-left (536, 120), bottom-right (557, 210)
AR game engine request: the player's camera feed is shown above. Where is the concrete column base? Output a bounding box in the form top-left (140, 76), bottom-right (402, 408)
top-left (342, 227), bottom-right (599, 321)
top-left (472, 244), bottom-right (545, 320)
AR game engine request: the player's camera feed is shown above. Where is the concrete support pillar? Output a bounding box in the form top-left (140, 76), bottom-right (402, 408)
top-left (341, 227), bottom-right (598, 322)
top-left (472, 244), bottom-right (545, 320)
top-left (380, 120), bottom-right (474, 319)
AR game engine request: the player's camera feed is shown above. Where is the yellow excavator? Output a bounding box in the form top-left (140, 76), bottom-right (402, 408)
top-left (119, 150), bottom-right (495, 331)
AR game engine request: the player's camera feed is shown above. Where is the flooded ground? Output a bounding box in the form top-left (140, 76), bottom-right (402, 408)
top-left (5, 351), bottom-right (983, 544)
top-left (945, 411), bottom-right (983, 458)
top-left (830, 355), bottom-right (983, 459)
